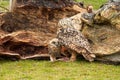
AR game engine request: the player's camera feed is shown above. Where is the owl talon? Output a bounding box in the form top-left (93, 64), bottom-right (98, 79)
top-left (70, 57), bottom-right (76, 62)
top-left (90, 54), bottom-right (96, 58)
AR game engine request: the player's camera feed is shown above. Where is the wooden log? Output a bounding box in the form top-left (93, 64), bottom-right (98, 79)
top-left (0, 0), bottom-right (86, 60)
top-left (9, 0), bottom-right (17, 12)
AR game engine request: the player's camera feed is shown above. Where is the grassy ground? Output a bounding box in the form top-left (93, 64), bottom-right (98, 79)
top-left (0, 0), bottom-right (9, 12)
top-left (0, 0), bottom-right (120, 80)
top-left (0, 60), bottom-right (120, 80)
top-left (77, 0), bottom-right (108, 9)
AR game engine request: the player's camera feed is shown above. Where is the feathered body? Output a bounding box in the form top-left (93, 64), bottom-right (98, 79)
top-left (57, 27), bottom-right (91, 53)
top-left (58, 16), bottom-right (82, 31)
top-left (48, 38), bottom-right (61, 61)
top-left (48, 17), bottom-right (95, 62)
top-left (57, 27), bottom-right (95, 61)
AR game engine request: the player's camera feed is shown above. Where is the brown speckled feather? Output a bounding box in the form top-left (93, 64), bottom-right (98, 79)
top-left (57, 27), bottom-right (95, 61)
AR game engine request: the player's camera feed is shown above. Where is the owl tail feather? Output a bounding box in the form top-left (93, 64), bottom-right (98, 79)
top-left (82, 51), bottom-right (96, 62)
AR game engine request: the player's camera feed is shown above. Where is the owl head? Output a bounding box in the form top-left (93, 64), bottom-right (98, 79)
top-left (49, 38), bottom-right (59, 47)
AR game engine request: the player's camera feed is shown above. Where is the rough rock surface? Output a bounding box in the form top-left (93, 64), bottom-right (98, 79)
top-left (0, 0), bottom-right (85, 59)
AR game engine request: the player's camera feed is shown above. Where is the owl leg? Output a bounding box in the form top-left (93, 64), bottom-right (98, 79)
top-left (70, 50), bottom-right (77, 62)
top-left (81, 50), bottom-right (95, 62)
top-left (50, 55), bottom-right (57, 62)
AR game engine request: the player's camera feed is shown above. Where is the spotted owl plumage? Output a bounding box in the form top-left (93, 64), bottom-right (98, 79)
top-left (48, 17), bottom-right (95, 62)
top-left (58, 15), bottom-right (82, 31)
top-left (57, 27), bottom-right (95, 61)
top-left (48, 38), bottom-right (61, 62)
top-left (57, 27), bottom-right (89, 52)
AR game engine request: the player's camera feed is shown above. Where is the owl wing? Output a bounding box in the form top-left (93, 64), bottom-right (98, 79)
top-left (57, 27), bottom-right (96, 61)
top-left (57, 27), bottom-right (91, 54)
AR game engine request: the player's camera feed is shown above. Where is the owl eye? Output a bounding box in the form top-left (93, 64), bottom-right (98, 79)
top-left (52, 41), bottom-right (59, 46)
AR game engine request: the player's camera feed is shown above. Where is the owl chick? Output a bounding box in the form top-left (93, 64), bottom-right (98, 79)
top-left (48, 38), bottom-right (61, 62)
top-left (48, 38), bottom-right (70, 62)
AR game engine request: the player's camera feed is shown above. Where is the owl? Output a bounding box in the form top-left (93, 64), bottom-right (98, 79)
top-left (57, 22), bottom-right (96, 62)
top-left (48, 27), bottom-right (96, 62)
top-left (48, 38), bottom-right (61, 62)
top-left (48, 16), bottom-right (96, 62)
top-left (48, 38), bottom-right (70, 62)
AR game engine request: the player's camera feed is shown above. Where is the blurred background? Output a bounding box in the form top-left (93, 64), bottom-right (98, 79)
top-left (0, 0), bottom-right (108, 12)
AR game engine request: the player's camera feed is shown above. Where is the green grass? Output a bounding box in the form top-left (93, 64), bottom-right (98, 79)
top-left (0, 1), bottom-right (9, 12)
top-left (0, 60), bottom-right (120, 80)
top-left (76, 0), bottom-right (108, 9)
